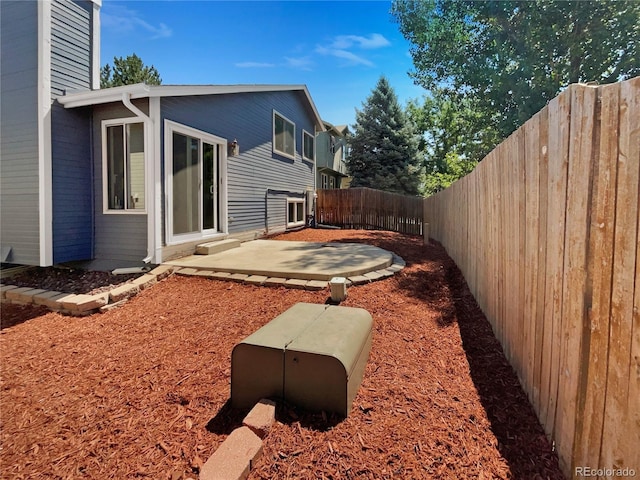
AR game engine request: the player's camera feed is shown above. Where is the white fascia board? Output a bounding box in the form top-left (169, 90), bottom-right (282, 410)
top-left (91, 1), bottom-right (101, 90)
top-left (38, 0), bottom-right (53, 266)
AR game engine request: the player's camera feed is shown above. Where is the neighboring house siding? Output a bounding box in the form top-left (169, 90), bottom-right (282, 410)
top-left (0, 1), bottom-right (41, 265)
top-left (160, 91), bottom-right (316, 238)
top-left (50, 0), bottom-right (92, 97)
top-left (50, 0), bottom-right (94, 263)
top-left (51, 104), bottom-right (93, 263)
top-left (91, 101), bottom-right (148, 262)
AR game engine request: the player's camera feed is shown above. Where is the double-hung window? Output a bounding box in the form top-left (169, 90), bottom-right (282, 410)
top-left (103, 120), bottom-right (146, 212)
top-left (273, 110), bottom-right (295, 159)
top-left (302, 130), bottom-right (315, 162)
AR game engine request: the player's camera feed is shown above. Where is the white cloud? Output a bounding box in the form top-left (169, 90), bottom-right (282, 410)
top-left (315, 46), bottom-right (374, 67)
top-left (234, 61), bottom-right (276, 68)
top-left (329, 34), bottom-right (390, 50)
top-left (284, 56), bottom-right (313, 71)
top-left (102, 5), bottom-right (172, 40)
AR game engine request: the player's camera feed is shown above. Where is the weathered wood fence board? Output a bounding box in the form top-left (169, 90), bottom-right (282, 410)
top-left (316, 188), bottom-right (424, 235)
top-left (423, 77), bottom-right (639, 479)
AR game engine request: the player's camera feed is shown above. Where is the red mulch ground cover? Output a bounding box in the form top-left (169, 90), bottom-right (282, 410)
top-left (0, 230), bottom-right (563, 479)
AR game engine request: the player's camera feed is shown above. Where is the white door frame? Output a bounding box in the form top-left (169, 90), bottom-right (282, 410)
top-left (164, 120), bottom-right (228, 245)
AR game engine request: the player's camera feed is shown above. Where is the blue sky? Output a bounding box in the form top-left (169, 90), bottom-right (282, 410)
top-left (100, 0), bottom-right (425, 127)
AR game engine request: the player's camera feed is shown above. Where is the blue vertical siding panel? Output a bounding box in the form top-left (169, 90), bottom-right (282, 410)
top-left (0, 1), bottom-right (41, 265)
top-left (50, 0), bottom-right (94, 263)
top-left (51, 104), bottom-right (93, 263)
top-left (160, 91), bottom-right (316, 237)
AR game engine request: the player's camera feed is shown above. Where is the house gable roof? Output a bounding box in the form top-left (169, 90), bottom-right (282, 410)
top-left (58, 83), bottom-right (325, 131)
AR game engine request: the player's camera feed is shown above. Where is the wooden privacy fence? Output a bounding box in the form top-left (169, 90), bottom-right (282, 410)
top-left (424, 77), bottom-right (639, 478)
top-left (316, 187), bottom-right (424, 235)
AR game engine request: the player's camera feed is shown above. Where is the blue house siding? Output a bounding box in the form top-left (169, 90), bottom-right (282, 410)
top-left (91, 101), bottom-right (148, 262)
top-left (0, 1), bottom-right (41, 265)
top-left (51, 104), bottom-right (93, 263)
top-left (50, 0), bottom-right (93, 97)
top-left (50, 0), bottom-right (95, 263)
top-left (160, 91), bottom-right (316, 239)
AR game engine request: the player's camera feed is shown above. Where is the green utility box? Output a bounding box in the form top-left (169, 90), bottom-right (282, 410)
top-left (231, 303), bottom-right (373, 417)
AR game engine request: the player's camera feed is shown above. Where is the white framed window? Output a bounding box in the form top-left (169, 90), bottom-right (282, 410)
top-left (302, 130), bottom-right (315, 162)
top-left (286, 198), bottom-right (305, 228)
top-left (329, 176), bottom-right (335, 189)
top-left (273, 110), bottom-right (295, 159)
top-left (102, 118), bottom-right (146, 213)
top-left (320, 172), bottom-right (329, 189)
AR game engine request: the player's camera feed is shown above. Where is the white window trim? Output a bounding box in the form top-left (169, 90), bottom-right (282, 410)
top-left (273, 109), bottom-right (296, 160)
top-left (329, 176), bottom-right (335, 189)
top-left (164, 120), bottom-right (229, 245)
top-left (286, 197), bottom-right (305, 229)
top-left (302, 129), bottom-right (315, 162)
top-left (101, 117), bottom-right (148, 215)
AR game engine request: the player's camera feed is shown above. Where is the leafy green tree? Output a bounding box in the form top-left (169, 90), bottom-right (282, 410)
top-left (347, 76), bottom-right (423, 195)
top-left (392, 0), bottom-right (640, 139)
top-left (101, 53), bottom-right (162, 88)
top-left (407, 89), bottom-right (496, 194)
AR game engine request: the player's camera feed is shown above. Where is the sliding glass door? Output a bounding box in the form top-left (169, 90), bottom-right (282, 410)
top-left (166, 121), bottom-right (226, 243)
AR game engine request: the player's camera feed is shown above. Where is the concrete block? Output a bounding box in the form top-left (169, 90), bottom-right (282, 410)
top-left (109, 283), bottom-right (140, 303)
top-left (284, 279), bottom-right (307, 290)
top-left (191, 270), bottom-right (215, 278)
top-left (62, 293), bottom-right (109, 313)
top-left (5, 287), bottom-right (39, 304)
top-left (363, 271), bottom-right (384, 281)
top-left (229, 273), bottom-right (249, 283)
top-left (245, 275), bottom-right (268, 286)
top-left (305, 280), bottom-right (328, 291)
top-left (199, 426), bottom-right (263, 480)
top-left (53, 294), bottom-right (79, 310)
top-left (132, 274), bottom-right (157, 290)
top-left (7, 288), bottom-right (47, 304)
top-left (149, 265), bottom-right (174, 280)
top-left (329, 277), bottom-right (347, 302)
top-left (0, 285), bottom-right (19, 300)
top-left (32, 290), bottom-right (64, 306)
top-left (387, 264), bottom-right (404, 273)
top-left (195, 238), bottom-right (241, 255)
top-left (348, 275), bottom-right (370, 286)
top-left (211, 271), bottom-right (232, 280)
top-left (100, 299), bottom-right (127, 312)
top-left (39, 292), bottom-right (69, 310)
top-left (377, 268), bottom-right (396, 278)
top-left (176, 268), bottom-right (199, 276)
top-left (263, 277), bottom-right (287, 287)
top-left (242, 399), bottom-right (276, 439)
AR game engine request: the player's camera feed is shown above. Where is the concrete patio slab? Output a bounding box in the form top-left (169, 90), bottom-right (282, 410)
top-left (164, 240), bottom-right (393, 281)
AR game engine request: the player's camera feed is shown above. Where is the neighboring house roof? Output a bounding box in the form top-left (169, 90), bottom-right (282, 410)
top-left (58, 83), bottom-right (325, 131)
top-left (322, 120), bottom-right (350, 137)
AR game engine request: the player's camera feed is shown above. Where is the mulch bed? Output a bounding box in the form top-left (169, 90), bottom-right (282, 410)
top-left (0, 230), bottom-right (563, 479)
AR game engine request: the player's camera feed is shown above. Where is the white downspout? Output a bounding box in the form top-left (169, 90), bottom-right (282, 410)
top-left (121, 92), bottom-right (155, 264)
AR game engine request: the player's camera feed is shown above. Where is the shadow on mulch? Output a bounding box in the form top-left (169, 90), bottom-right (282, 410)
top-left (274, 401), bottom-right (342, 432)
top-left (436, 241), bottom-right (564, 479)
top-left (206, 398), bottom-right (343, 436)
top-left (1, 304), bottom-right (49, 330)
top-left (205, 399), bottom-right (249, 436)
top-left (326, 232), bottom-right (563, 478)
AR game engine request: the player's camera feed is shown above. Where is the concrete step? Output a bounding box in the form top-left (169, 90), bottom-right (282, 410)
top-left (196, 238), bottom-right (241, 255)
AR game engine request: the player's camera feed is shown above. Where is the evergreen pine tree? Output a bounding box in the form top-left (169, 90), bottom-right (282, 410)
top-left (347, 76), bottom-right (423, 195)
